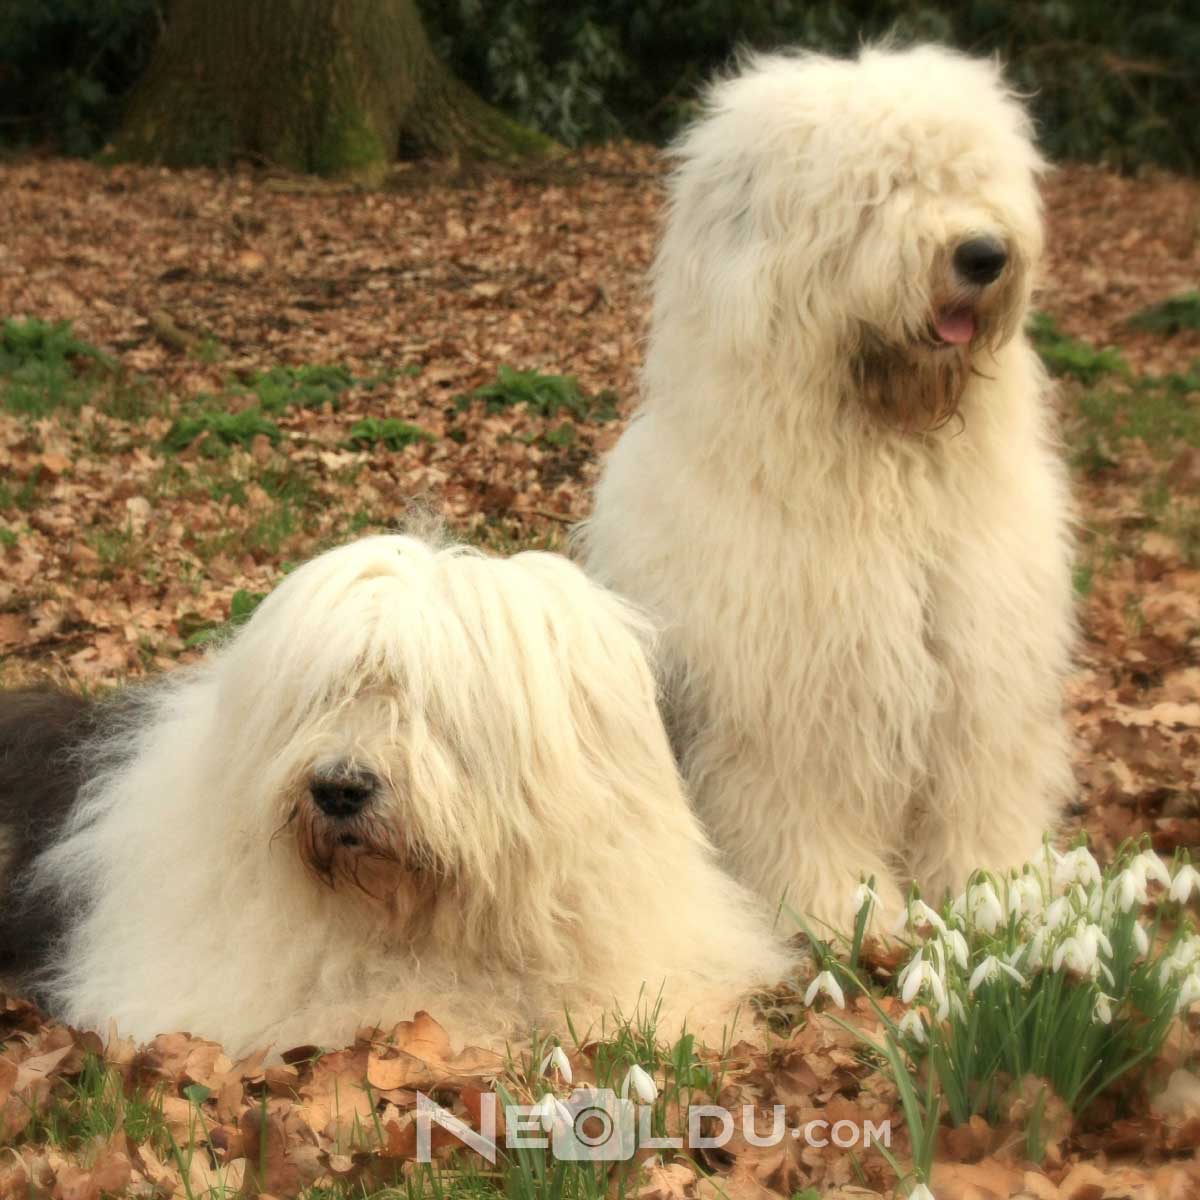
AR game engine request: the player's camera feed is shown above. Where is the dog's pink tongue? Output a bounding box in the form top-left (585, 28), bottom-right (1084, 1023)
top-left (935, 309), bottom-right (976, 345)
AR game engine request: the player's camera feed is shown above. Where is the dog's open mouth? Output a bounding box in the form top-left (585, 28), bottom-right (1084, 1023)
top-left (930, 306), bottom-right (976, 347)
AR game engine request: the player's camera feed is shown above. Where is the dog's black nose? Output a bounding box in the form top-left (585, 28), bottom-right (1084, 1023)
top-left (954, 237), bottom-right (1008, 286)
top-left (309, 774), bottom-right (375, 819)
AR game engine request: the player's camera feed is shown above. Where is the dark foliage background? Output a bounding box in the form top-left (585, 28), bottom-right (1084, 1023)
top-left (0, 0), bottom-right (160, 157)
top-left (1, 0), bottom-right (1196, 170)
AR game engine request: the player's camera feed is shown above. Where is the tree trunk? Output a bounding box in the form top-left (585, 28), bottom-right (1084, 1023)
top-left (114, 0), bottom-right (555, 176)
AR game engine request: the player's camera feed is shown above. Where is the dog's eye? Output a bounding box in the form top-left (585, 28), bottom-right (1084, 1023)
top-left (309, 769), bottom-right (378, 819)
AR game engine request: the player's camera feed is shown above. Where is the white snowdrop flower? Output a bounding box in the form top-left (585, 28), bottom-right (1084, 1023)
top-left (1020, 927), bottom-right (1049, 972)
top-left (1157, 935), bottom-right (1197, 983)
top-left (1177, 971), bottom-right (1200, 1013)
top-left (1178, 935), bottom-right (1200, 970)
top-left (1110, 869), bottom-right (1144, 913)
top-left (1052, 933), bottom-right (1096, 979)
top-left (928, 938), bottom-right (947, 977)
top-left (898, 950), bottom-right (926, 1003)
top-left (910, 900), bottom-right (947, 933)
top-left (1053, 846), bottom-right (1101, 891)
top-left (968, 955), bottom-right (1025, 993)
top-left (898, 1009), bottom-right (926, 1045)
top-left (1006, 873), bottom-right (1043, 919)
top-left (1132, 850), bottom-right (1172, 890)
top-left (539, 1045), bottom-right (572, 1084)
top-left (948, 992), bottom-right (965, 1021)
top-left (942, 928), bottom-right (970, 971)
top-left (532, 1091), bottom-right (572, 1131)
top-left (1042, 896), bottom-right (1072, 930)
top-left (909, 1181), bottom-right (936, 1200)
top-left (1093, 994), bottom-right (1114, 1025)
top-left (852, 882), bottom-right (881, 918)
top-left (621, 1064), bottom-right (658, 1103)
top-left (898, 950), bottom-right (949, 1018)
top-left (804, 970), bottom-right (846, 1010)
top-left (1086, 923), bottom-right (1114, 958)
top-left (967, 881), bottom-right (1005, 933)
top-left (1132, 922), bottom-right (1150, 958)
top-left (893, 899), bottom-right (946, 936)
top-left (1170, 864), bottom-right (1200, 905)
top-left (1052, 924), bottom-right (1112, 981)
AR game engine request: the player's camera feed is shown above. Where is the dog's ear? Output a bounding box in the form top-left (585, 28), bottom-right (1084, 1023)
top-left (655, 144), bottom-right (780, 362)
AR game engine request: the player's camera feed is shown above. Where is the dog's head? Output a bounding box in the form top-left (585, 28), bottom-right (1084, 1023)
top-left (657, 43), bottom-right (1044, 432)
top-left (206, 534), bottom-right (673, 946)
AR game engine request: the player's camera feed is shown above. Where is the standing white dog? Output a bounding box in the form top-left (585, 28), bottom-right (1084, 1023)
top-left (581, 45), bottom-right (1074, 932)
top-left (0, 534), bottom-right (793, 1056)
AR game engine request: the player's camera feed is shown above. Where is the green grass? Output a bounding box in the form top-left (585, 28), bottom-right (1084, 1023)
top-left (21, 1052), bottom-right (167, 1151)
top-left (163, 361), bottom-right (405, 453)
top-left (1067, 355), bottom-right (1200, 511)
top-left (162, 405), bottom-right (282, 453)
top-left (1076, 371), bottom-right (1200, 458)
top-left (1030, 311), bottom-right (1127, 384)
top-left (456, 366), bottom-right (617, 423)
top-left (0, 317), bottom-right (113, 416)
top-left (0, 465), bottom-right (47, 512)
top-left (87, 521), bottom-right (140, 576)
top-left (1128, 291), bottom-right (1200, 336)
top-left (348, 417), bottom-right (436, 450)
top-left (247, 364), bottom-right (357, 413)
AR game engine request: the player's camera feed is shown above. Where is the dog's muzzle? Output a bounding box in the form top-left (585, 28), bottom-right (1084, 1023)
top-left (309, 766), bottom-right (378, 820)
top-left (953, 236), bottom-right (1008, 287)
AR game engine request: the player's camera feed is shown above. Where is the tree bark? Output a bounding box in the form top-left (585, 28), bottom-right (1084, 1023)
top-left (114, 0), bottom-right (555, 176)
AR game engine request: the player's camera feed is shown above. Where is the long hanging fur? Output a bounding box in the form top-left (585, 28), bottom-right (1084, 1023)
top-left (3, 534), bottom-right (795, 1055)
top-left (579, 45), bottom-right (1075, 933)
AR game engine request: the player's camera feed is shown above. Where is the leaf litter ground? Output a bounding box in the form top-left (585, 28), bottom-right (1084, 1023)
top-left (0, 149), bottom-right (1199, 1199)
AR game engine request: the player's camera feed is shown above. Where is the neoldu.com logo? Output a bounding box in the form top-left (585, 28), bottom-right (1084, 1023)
top-left (415, 1089), bottom-right (891, 1163)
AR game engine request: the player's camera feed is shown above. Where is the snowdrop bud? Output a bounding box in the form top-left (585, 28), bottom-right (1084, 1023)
top-left (1133, 922), bottom-right (1150, 958)
top-left (898, 1009), bottom-right (926, 1045)
top-left (898, 950), bottom-right (925, 1004)
top-left (804, 970), bottom-right (846, 1010)
top-left (1023, 928), bottom-right (1048, 971)
top-left (621, 1063), bottom-right (658, 1103)
top-left (942, 929), bottom-right (969, 971)
top-left (539, 1045), bottom-right (572, 1084)
top-left (1093, 994), bottom-right (1113, 1025)
top-left (1171, 864), bottom-right (1200, 905)
top-left (908, 1184), bottom-right (935, 1200)
top-left (853, 882), bottom-right (880, 919)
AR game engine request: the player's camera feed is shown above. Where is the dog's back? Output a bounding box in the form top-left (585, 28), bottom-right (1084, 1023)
top-left (0, 688), bottom-right (93, 984)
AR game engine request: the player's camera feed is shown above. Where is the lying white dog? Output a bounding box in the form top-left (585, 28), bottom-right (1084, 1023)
top-left (581, 45), bottom-right (1075, 931)
top-left (0, 534), bottom-right (794, 1055)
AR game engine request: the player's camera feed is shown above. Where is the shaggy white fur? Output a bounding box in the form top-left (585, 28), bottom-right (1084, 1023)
top-left (26, 535), bottom-right (794, 1056)
top-left (580, 45), bottom-right (1075, 933)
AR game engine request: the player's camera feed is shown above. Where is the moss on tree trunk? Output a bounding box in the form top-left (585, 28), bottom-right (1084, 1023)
top-left (114, 0), bottom-right (555, 176)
